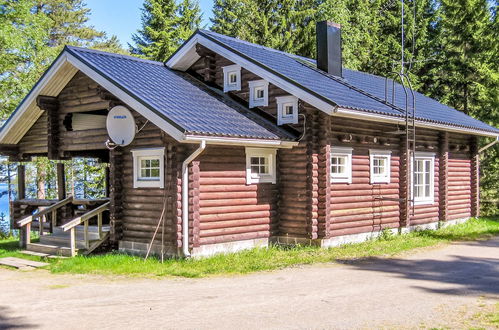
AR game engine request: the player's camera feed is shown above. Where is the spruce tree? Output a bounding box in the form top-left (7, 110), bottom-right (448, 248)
top-left (130, 0), bottom-right (202, 61)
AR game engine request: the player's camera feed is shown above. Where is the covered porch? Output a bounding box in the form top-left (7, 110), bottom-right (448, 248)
top-left (10, 158), bottom-right (112, 257)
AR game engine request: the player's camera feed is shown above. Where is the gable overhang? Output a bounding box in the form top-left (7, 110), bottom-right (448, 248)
top-left (1, 48), bottom-right (296, 149)
top-left (166, 32), bottom-right (337, 115)
top-left (335, 107), bottom-right (499, 138)
top-left (0, 52), bottom-right (79, 144)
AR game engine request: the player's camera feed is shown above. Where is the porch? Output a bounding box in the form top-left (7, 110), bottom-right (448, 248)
top-left (13, 197), bottom-right (110, 257)
top-left (9, 154), bottom-right (112, 257)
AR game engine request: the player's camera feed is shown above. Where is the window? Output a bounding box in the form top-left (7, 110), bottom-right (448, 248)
top-left (412, 152), bottom-right (435, 205)
top-left (222, 64), bottom-right (241, 92)
top-left (276, 95), bottom-right (299, 125)
top-left (330, 147), bottom-right (353, 183)
top-left (369, 150), bottom-right (391, 184)
top-left (132, 148), bottom-right (165, 188)
top-left (248, 80), bottom-right (269, 108)
top-left (245, 147), bottom-right (276, 184)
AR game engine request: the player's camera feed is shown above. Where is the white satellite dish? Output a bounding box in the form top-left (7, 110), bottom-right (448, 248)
top-left (106, 106), bottom-right (136, 146)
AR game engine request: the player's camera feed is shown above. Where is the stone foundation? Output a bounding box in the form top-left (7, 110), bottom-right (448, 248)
top-left (119, 240), bottom-right (178, 258)
top-left (191, 238), bottom-right (269, 258)
top-left (119, 218), bottom-right (471, 258)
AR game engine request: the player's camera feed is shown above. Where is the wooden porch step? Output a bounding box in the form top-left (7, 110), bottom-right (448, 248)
top-left (39, 234), bottom-right (102, 249)
top-left (19, 250), bottom-right (68, 259)
top-left (26, 243), bottom-right (77, 257)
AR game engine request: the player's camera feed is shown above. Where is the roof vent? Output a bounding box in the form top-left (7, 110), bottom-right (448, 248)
top-left (316, 21), bottom-right (342, 77)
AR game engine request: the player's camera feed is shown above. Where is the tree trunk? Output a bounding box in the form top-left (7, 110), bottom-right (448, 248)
top-left (36, 160), bottom-right (46, 199)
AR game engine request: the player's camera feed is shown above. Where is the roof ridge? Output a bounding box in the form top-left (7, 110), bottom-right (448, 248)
top-left (65, 46), bottom-right (165, 66)
top-left (199, 30), bottom-right (313, 62)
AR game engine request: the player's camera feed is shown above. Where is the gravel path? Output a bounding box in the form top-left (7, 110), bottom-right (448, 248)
top-left (0, 237), bottom-right (498, 329)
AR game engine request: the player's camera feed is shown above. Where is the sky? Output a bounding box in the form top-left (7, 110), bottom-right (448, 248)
top-left (84, 0), bottom-right (214, 48)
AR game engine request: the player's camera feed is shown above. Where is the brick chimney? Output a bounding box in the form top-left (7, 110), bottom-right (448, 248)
top-left (316, 21), bottom-right (342, 77)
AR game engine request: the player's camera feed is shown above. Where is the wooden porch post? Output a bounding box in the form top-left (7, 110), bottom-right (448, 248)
top-left (37, 95), bottom-right (60, 160)
top-left (105, 165), bottom-right (110, 198)
top-left (57, 162), bottom-right (66, 200)
top-left (17, 164), bottom-right (26, 247)
top-left (17, 164), bottom-right (26, 200)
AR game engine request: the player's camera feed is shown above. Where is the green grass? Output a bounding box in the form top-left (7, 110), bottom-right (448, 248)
top-left (1, 217), bottom-right (498, 278)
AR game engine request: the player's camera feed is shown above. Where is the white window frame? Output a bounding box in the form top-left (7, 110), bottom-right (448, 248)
top-left (369, 150), bottom-right (391, 184)
top-left (330, 147), bottom-right (353, 184)
top-left (276, 95), bottom-right (299, 125)
top-left (411, 152), bottom-right (435, 205)
top-left (248, 80), bottom-right (269, 108)
top-left (245, 147), bottom-right (276, 184)
top-left (222, 64), bottom-right (241, 92)
top-left (131, 148), bottom-right (165, 188)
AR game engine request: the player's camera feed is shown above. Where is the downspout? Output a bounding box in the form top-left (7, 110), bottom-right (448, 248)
top-left (181, 140), bottom-right (206, 257)
top-left (478, 136), bottom-right (499, 153)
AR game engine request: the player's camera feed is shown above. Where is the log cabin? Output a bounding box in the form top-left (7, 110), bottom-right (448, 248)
top-left (0, 22), bottom-right (498, 258)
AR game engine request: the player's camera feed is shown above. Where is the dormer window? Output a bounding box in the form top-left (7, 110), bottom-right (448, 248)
top-left (248, 80), bottom-right (269, 108)
top-left (223, 64), bottom-right (241, 92)
top-left (276, 95), bottom-right (298, 125)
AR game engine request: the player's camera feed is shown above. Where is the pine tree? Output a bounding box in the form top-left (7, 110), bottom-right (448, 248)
top-left (130, 0), bottom-right (202, 61)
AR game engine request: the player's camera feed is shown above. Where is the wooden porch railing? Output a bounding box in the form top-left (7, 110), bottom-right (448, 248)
top-left (16, 196), bottom-right (74, 246)
top-left (61, 201), bottom-right (110, 257)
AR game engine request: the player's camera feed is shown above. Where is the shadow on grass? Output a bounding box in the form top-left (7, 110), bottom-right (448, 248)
top-left (0, 239), bottom-right (19, 253)
top-left (338, 237), bottom-right (499, 296)
top-left (0, 306), bottom-right (38, 329)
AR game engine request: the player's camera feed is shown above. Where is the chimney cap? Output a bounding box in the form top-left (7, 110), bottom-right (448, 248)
top-left (323, 21), bottom-right (341, 29)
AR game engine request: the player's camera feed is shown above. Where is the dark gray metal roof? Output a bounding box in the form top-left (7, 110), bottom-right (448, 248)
top-left (199, 29), bottom-right (499, 135)
top-left (66, 46), bottom-right (296, 141)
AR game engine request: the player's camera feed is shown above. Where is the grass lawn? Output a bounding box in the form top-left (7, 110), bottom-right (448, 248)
top-left (1, 216), bottom-right (498, 278)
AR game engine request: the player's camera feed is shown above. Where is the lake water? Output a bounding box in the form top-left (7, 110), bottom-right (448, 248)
top-left (0, 183), bottom-right (10, 234)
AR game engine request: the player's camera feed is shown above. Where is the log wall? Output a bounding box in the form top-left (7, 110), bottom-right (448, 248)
top-left (188, 45), bottom-right (479, 241)
top-left (329, 117), bottom-right (401, 236)
top-left (57, 72), bottom-right (113, 155)
top-left (18, 112), bottom-right (48, 155)
top-left (17, 71), bottom-right (114, 158)
top-left (196, 146), bottom-right (278, 245)
top-left (447, 133), bottom-right (472, 220)
top-left (118, 110), bottom-right (183, 250)
top-left (409, 128), bottom-right (441, 226)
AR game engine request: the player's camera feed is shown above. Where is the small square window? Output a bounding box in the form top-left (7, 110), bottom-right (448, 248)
top-left (283, 103), bottom-right (294, 116)
top-left (223, 65), bottom-right (241, 92)
top-left (276, 95), bottom-right (298, 125)
top-left (331, 147), bottom-right (353, 183)
top-left (229, 72), bottom-right (238, 84)
top-left (248, 80), bottom-right (269, 108)
top-left (369, 150), bottom-right (391, 184)
top-left (255, 87), bottom-right (265, 100)
top-left (246, 148), bottom-right (276, 184)
top-left (132, 148), bottom-right (165, 188)
top-left (250, 156), bottom-right (269, 176)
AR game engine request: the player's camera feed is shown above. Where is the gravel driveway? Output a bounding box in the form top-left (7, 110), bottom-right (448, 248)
top-left (0, 237), bottom-right (498, 329)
